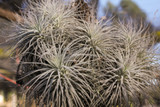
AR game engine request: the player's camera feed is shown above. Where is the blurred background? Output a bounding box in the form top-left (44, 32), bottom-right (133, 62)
top-left (0, 0), bottom-right (159, 106)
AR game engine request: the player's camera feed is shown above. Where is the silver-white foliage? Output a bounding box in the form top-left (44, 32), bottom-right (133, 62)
top-left (11, 0), bottom-right (160, 107)
top-left (97, 21), bottom-right (159, 107)
top-left (22, 38), bottom-right (94, 107)
top-left (11, 0), bottom-right (77, 57)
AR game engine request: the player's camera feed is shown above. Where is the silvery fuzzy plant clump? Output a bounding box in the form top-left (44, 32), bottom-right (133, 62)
top-left (95, 22), bottom-right (160, 107)
top-left (10, 0), bottom-right (160, 106)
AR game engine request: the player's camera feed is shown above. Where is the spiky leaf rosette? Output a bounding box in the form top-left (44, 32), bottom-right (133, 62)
top-left (12, 0), bottom-right (78, 84)
top-left (19, 37), bottom-right (94, 106)
top-left (11, 0), bottom-right (77, 60)
top-left (97, 21), bottom-right (159, 107)
top-left (71, 19), bottom-right (119, 105)
top-left (76, 19), bottom-right (116, 67)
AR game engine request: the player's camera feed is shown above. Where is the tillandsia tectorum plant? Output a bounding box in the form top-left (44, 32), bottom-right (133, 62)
top-left (95, 21), bottom-right (160, 107)
top-left (10, 0), bottom-right (160, 107)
